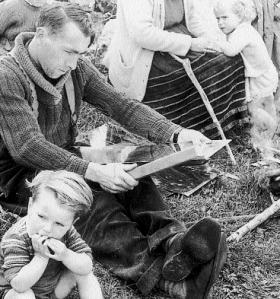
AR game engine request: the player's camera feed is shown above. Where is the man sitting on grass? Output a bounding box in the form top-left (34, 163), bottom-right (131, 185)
top-left (0, 3), bottom-right (226, 298)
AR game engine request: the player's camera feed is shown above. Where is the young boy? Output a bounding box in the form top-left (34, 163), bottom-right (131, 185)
top-left (0, 170), bottom-right (103, 299)
top-left (214, 0), bottom-right (279, 152)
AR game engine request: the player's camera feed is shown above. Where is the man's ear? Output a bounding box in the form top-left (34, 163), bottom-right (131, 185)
top-left (35, 27), bottom-right (48, 39)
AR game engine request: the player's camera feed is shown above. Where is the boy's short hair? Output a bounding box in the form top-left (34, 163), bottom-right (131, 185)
top-left (215, 0), bottom-right (257, 23)
top-left (27, 170), bottom-right (93, 217)
top-left (37, 3), bottom-right (95, 44)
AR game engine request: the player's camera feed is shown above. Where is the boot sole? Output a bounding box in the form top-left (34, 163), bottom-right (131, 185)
top-left (203, 232), bottom-right (227, 299)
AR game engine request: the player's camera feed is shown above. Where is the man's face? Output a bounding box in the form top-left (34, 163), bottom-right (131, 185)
top-left (37, 21), bottom-right (91, 78)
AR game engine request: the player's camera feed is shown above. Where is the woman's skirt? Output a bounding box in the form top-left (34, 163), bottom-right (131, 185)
top-left (142, 51), bottom-right (249, 138)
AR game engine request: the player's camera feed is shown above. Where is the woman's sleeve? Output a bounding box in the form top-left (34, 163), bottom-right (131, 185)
top-left (119, 0), bottom-right (192, 56)
top-left (185, 0), bottom-right (221, 37)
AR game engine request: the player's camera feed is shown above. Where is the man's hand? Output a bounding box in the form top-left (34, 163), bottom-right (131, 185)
top-left (85, 163), bottom-right (139, 193)
top-left (177, 129), bottom-right (210, 145)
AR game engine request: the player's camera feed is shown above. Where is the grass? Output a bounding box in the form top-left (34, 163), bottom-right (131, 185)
top-left (2, 106), bottom-right (280, 298)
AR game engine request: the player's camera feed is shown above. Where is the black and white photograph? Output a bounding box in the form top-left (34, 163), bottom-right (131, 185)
top-left (0, 0), bottom-right (280, 298)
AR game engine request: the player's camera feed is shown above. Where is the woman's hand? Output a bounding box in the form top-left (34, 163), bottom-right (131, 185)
top-left (190, 37), bottom-right (222, 53)
top-left (190, 37), bottom-right (210, 52)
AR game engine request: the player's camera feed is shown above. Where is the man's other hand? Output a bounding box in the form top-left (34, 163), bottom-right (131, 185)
top-left (177, 129), bottom-right (210, 146)
top-left (85, 162), bottom-right (139, 193)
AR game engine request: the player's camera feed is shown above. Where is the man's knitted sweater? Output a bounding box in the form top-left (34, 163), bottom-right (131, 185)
top-left (0, 32), bottom-right (180, 196)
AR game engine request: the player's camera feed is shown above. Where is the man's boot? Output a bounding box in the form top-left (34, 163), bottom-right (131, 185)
top-left (159, 232), bottom-right (227, 299)
top-left (163, 217), bottom-right (222, 281)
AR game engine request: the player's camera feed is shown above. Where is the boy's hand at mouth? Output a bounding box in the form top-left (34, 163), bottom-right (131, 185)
top-left (31, 234), bottom-right (51, 258)
top-left (43, 238), bottom-right (68, 261)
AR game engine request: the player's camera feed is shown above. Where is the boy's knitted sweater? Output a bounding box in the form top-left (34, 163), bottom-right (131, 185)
top-left (0, 216), bottom-right (92, 297)
top-left (0, 32), bottom-right (180, 196)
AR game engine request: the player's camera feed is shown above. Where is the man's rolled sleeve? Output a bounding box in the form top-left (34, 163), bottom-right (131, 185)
top-left (65, 156), bottom-right (89, 176)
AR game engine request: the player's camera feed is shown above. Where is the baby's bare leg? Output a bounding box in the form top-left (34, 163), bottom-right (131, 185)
top-left (260, 95), bottom-right (277, 122)
top-left (75, 272), bottom-right (104, 299)
top-left (4, 289), bottom-right (35, 299)
top-left (54, 270), bottom-right (103, 299)
top-left (54, 270), bottom-right (76, 299)
top-left (248, 98), bottom-right (277, 133)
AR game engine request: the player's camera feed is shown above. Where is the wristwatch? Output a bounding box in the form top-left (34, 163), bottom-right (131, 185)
top-left (172, 131), bottom-right (180, 144)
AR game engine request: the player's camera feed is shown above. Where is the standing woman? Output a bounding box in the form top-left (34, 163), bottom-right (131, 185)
top-left (104, 0), bottom-right (248, 138)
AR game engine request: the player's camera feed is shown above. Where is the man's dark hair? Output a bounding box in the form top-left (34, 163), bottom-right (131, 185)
top-left (37, 3), bottom-right (95, 44)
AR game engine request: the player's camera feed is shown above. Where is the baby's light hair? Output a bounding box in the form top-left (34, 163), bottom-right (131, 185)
top-left (215, 0), bottom-right (257, 23)
top-left (27, 170), bottom-right (93, 217)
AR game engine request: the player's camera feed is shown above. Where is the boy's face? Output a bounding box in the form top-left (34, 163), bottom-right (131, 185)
top-left (215, 5), bottom-right (242, 35)
top-left (27, 188), bottom-right (75, 240)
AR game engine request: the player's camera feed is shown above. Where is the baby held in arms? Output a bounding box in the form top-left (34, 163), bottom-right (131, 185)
top-left (214, 0), bottom-right (279, 152)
